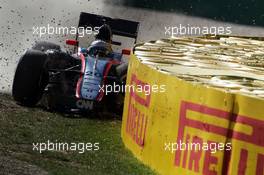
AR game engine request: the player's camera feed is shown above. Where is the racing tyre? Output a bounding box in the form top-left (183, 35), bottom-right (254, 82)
top-left (32, 41), bottom-right (61, 52)
top-left (116, 62), bottom-right (128, 83)
top-left (12, 49), bottom-right (48, 106)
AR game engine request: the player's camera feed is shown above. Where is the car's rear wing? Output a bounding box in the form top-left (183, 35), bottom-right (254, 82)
top-left (78, 12), bottom-right (140, 43)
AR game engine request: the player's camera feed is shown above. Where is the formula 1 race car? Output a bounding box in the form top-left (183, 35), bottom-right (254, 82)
top-left (12, 12), bottom-right (139, 115)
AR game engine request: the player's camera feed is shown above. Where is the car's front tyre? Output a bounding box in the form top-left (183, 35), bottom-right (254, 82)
top-left (12, 49), bottom-right (48, 106)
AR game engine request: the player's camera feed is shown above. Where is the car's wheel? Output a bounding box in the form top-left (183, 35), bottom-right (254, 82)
top-left (115, 62), bottom-right (128, 83)
top-left (32, 41), bottom-right (61, 52)
top-left (12, 49), bottom-right (48, 106)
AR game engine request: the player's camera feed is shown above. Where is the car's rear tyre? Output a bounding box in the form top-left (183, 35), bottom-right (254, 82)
top-left (116, 62), bottom-right (128, 83)
top-left (12, 49), bottom-right (48, 106)
top-left (32, 41), bottom-right (61, 52)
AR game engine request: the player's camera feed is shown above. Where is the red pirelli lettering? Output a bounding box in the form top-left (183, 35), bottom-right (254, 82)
top-left (126, 74), bottom-right (150, 147)
top-left (175, 101), bottom-right (264, 175)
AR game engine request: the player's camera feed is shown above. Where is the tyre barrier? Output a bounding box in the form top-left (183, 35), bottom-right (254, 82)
top-left (121, 35), bottom-right (264, 175)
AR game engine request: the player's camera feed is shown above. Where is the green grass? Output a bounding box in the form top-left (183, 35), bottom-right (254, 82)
top-left (0, 94), bottom-right (156, 175)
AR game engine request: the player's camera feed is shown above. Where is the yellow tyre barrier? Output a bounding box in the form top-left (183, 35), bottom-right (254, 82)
top-left (121, 35), bottom-right (264, 175)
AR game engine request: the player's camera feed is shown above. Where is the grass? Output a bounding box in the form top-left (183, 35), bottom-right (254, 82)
top-left (0, 93), bottom-right (156, 175)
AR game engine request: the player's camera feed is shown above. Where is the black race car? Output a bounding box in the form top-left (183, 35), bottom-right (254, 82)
top-left (12, 12), bottom-right (140, 114)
